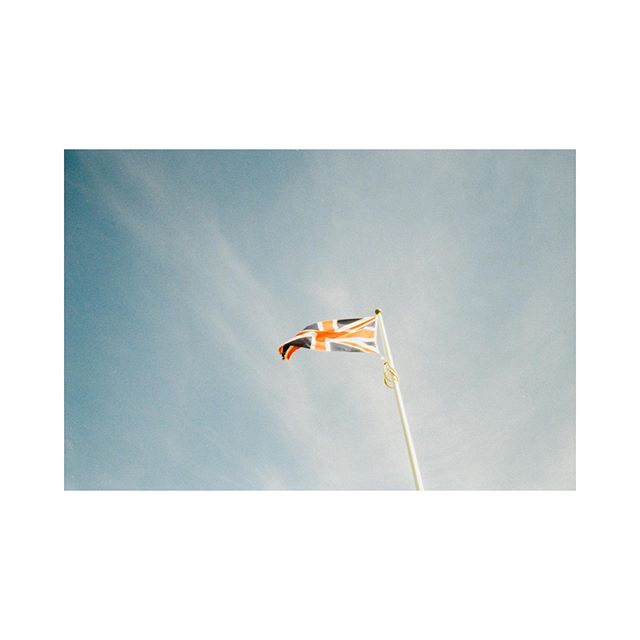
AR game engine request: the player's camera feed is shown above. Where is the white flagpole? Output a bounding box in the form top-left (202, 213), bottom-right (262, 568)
top-left (375, 309), bottom-right (424, 491)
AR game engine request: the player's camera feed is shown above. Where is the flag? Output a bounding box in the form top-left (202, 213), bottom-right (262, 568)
top-left (278, 316), bottom-right (380, 360)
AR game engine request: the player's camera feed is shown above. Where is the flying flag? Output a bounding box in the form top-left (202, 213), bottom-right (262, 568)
top-left (278, 316), bottom-right (379, 361)
top-left (277, 309), bottom-right (424, 490)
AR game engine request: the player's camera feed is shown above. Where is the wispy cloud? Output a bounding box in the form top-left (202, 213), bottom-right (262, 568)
top-left (66, 150), bottom-right (575, 489)
top-left (80, 153), bottom-right (406, 488)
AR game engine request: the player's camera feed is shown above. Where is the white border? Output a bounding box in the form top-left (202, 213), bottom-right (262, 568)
top-left (4, 1), bottom-right (638, 638)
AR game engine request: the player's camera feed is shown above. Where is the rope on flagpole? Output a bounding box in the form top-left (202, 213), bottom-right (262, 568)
top-left (383, 360), bottom-right (400, 389)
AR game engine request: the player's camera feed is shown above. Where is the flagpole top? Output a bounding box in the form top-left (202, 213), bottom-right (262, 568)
top-left (375, 308), bottom-right (382, 315)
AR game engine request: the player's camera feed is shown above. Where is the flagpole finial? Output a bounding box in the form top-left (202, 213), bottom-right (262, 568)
top-left (375, 308), bottom-right (382, 315)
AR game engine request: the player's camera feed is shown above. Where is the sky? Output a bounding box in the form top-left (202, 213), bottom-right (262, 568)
top-left (64, 150), bottom-right (575, 490)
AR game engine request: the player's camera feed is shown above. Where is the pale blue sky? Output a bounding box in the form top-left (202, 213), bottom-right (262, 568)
top-left (65, 150), bottom-right (575, 489)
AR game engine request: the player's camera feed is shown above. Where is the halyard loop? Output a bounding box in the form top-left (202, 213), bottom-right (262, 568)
top-left (383, 360), bottom-right (399, 389)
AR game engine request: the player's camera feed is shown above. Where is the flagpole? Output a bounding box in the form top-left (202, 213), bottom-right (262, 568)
top-left (375, 309), bottom-right (424, 491)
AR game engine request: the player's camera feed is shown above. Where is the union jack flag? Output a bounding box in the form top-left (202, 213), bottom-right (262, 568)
top-left (278, 316), bottom-right (380, 361)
